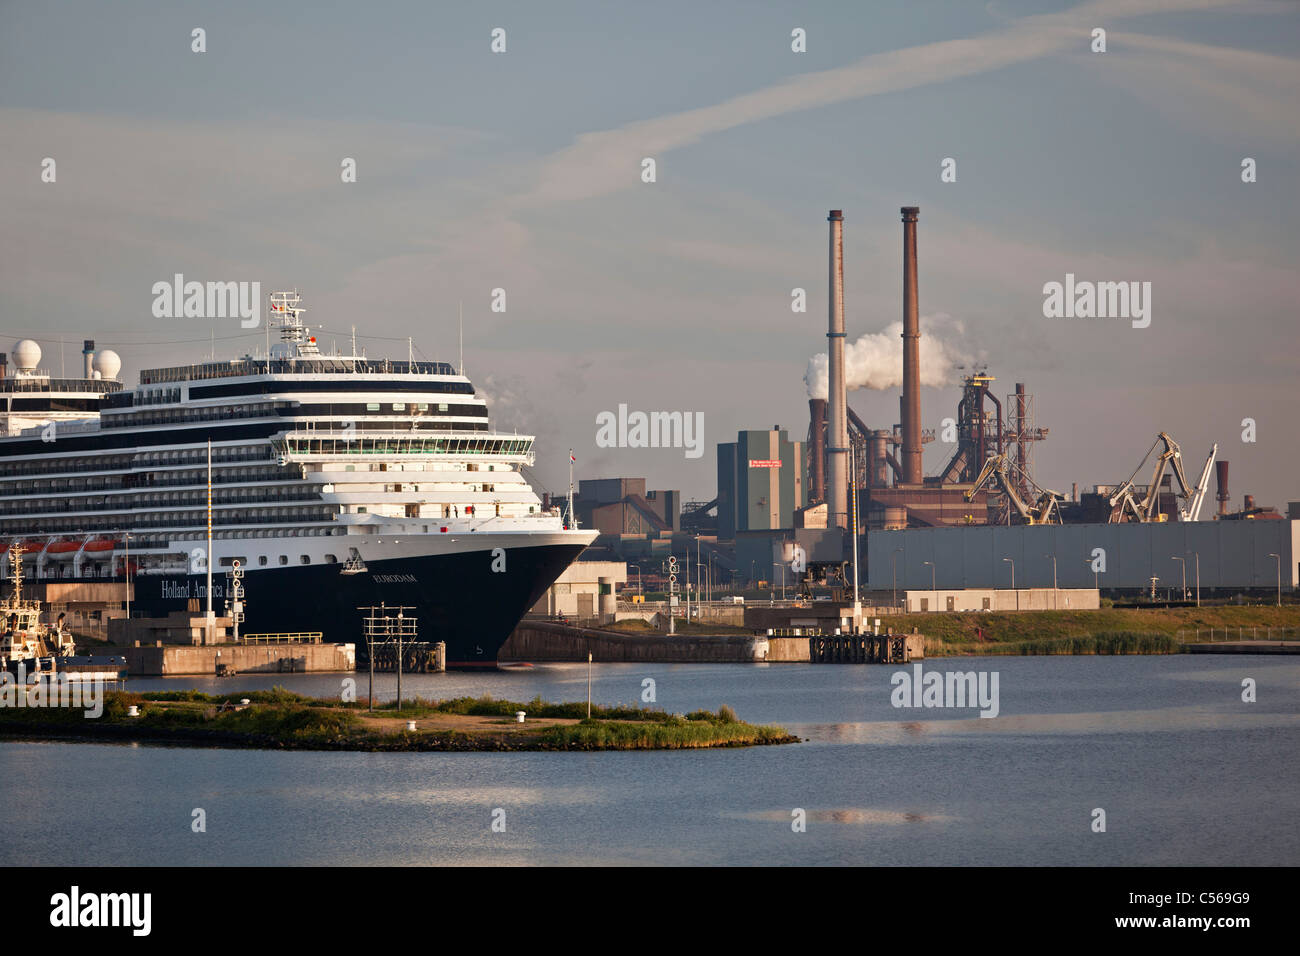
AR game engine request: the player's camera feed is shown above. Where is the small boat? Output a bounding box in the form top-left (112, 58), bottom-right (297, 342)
top-left (1, 544), bottom-right (75, 672)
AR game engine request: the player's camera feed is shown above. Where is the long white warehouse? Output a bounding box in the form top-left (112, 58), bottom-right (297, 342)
top-left (866, 520), bottom-right (1298, 593)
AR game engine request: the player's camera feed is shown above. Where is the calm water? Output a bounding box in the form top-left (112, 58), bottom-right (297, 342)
top-left (2, 657), bottom-right (1297, 865)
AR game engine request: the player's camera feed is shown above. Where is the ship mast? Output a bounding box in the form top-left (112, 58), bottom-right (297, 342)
top-left (8, 543), bottom-right (25, 604)
top-left (566, 450), bottom-right (575, 529)
top-left (206, 439), bottom-right (214, 629)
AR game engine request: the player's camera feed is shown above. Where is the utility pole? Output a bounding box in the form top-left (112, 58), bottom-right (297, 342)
top-left (1269, 553), bottom-right (1281, 607)
top-left (1172, 556), bottom-right (1186, 601)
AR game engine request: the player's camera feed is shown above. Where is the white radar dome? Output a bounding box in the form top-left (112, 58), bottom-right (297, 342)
top-left (93, 349), bottom-right (122, 381)
top-left (12, 339), bottom-right (41, 372)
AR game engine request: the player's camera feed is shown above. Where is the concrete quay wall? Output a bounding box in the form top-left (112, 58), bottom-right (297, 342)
top-left (124, 642), bottom-right (356, 676)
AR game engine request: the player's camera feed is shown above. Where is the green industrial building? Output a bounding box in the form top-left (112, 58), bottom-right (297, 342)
top-left (717, 427), bottom-right (805, 538)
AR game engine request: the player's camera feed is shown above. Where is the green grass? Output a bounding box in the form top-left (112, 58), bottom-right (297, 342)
top-left (914, 605), bottom-right (1300, 656)
top-left (970, 631), bottom-right (1181, 656)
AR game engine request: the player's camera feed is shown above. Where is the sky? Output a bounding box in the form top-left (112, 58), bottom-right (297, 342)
top-left (1, 0), bottom-right (1297, 509)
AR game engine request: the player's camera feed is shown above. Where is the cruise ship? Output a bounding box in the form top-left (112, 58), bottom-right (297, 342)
top-left (0, 292), bottom-right (596, 666)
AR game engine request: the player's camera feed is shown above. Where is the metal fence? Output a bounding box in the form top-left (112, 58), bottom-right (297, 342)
top-left (1178, 627), bottom-right (1299, 643)
top-left (240, 632), bottom-right (323, 644)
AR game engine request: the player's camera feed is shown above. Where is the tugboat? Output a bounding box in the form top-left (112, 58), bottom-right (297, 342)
top-left (1, 544), bottom-right (73, 673)
top-left (1, 544), bottom-right (125, 682)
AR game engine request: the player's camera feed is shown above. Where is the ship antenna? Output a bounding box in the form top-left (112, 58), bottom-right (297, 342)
top-left (458, 300), bottom-right (464, 376)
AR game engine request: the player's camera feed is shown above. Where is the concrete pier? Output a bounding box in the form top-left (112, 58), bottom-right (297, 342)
top-left (123, 642), bottom-right (356, 676)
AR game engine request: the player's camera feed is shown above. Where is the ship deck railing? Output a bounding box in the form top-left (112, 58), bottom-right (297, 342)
top-left (240, 632), bottom-right (324, 645)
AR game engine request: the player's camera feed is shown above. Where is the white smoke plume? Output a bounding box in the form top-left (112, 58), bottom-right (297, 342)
top-left (804, 314), bottom-right (967, 399)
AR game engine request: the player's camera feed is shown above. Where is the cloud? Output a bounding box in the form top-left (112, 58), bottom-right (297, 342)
top-left (1086, 33), bottom-right (1300, 141)
top-left (516, 0), bottom-right (1252, 207)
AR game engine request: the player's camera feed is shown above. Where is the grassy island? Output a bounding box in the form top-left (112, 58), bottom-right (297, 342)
top-left (0, 688), bottom-right (799, 751)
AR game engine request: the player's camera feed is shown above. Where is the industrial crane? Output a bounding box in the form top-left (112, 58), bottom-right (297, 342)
top-left (1108, 432), bottom-right (1216, 523)
top-left (964, 453), bottom-right (1065, 525)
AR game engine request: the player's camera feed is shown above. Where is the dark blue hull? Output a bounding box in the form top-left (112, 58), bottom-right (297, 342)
top-left (128, 543), bottom-right (587, 667)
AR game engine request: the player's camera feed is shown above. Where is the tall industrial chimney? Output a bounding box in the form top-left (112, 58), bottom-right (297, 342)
top-left (1215, 461), bottom-right (1230, 516)
top-left (808, 398), bottom-right (826, 504)
top-left (901, 207), bottom-right (922, 485)
top-left (827, 210), bottom-right (849, 529)
top-left (82, 339), bottom-right (95, 379)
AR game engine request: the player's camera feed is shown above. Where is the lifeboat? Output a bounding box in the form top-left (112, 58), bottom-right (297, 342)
top-left (84, 538), bottom-right (120, 553)
top-left (47, 541), bottom-right (81, 554)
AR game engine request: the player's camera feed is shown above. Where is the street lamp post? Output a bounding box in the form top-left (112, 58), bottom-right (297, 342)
top-left (1269, 552), bottom-right (1281, 607)
top-left (891, 548), bottom-right (903, 611)
top-left (1171, 556), bottom-right (1186, 601)
top-left (1045, 553), bottom-right (1057, 610)
top-left (1003, 557), bottom-right (1015, 611)
top-left (696, 535), bottom-right (701, 606)
top-left (923, 560), bottom-right (935, 610)
top-left (1191, 551), bottom-right (1200, 607)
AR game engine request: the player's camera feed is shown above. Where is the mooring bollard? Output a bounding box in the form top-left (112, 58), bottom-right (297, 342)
top-left (406, 720), bottom-right (417, 731)
top-left (126, 705), bottom-right (140, 717)
top-left (516, 711), bottom-right (526, 723)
